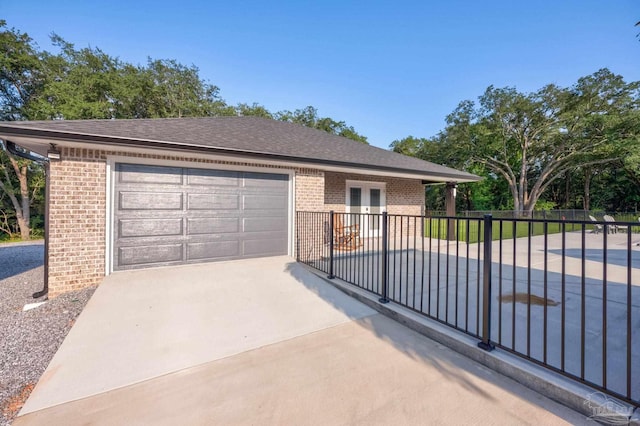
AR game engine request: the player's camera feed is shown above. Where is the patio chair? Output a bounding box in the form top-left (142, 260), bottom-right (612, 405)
top-left (603, 215), bottom-right (619, 234)
top-left (589, 215), bottom-right (603, 234)
top-left (333, 213), bottom-right (362, 251)
top-left (610, 216), bottom-right (629, 232)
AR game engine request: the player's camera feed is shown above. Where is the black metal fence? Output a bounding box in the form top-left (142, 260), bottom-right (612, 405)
top-left (296, 211), bottom-right (640, 406)
top-left (425, 209), bottom-right (640, 223)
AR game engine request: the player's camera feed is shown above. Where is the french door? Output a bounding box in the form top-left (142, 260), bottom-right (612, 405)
top-left (346, 181), bottom-right (386, 237)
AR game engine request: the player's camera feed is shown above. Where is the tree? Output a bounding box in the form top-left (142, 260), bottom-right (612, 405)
top-left (276, 106), bottom-right (368, 143)
top-left (0, 22), bottom-right (46, 239)
top-left (143, 59), bottom-right (235, 118)
top-left (389, 135), bottom-right (424, 157)
top-left (26, 35), bottom-right (124, 120)
top-left (441, 69), bottom-right (639, 215)
top-left (0, 143), bottom-right (45, 240)
top-left (235, 102), bottom-right (273, 118)
top-left (0, 20), bottom-right (44, 121)
top-left (391, 134), bottom-right (506, 212)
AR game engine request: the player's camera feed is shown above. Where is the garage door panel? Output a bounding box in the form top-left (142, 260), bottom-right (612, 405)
top-left (120, 192), bottom-right (183, 210)
top-left (243, 195), bottom-right (287, 210)
top-left (113, 164), bottom-right (289, 270)
top-left (187, 241), bottom-right (240, 261)
top-left (243, 238), bottom-right (288, 256)
top-left (188, 217), bottom-right (239, 235)
top-left (119, 218), bottom-right (183, 238)
top-left (243, 217), bottom-right (287, 232)
top-left (187, 169), bottom-right (240, 186)
top-left (243, 172), bottom-right (288, 189)
top-left (118, 164), bottom-right (183, 184)
top-left (118, 244), bottom-right (183, 266)
top-left (187, 193), bottom-right (239, 210)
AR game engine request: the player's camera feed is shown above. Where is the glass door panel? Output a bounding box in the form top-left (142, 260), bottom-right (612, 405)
top-left (346, 182), bottom-right (385, 237)
top-left (369, 188), bottom-right (381, 231)
top-left (349, 187), bottom-right (362, 228)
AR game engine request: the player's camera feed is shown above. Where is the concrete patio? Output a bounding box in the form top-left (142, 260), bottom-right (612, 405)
top-left (13, 256), bottom-right (591, 425)
top-left (312, 230), bottom-right (640, 403)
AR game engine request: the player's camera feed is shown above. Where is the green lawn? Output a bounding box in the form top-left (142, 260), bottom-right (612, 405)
top-left (423, 218), bottom-right (595, 243)
top-left (0, 235), bottom-right (44, 244)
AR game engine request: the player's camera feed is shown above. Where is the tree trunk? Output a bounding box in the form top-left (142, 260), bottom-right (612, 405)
top-left (510, 183), bottom-right (520, 214)
top-left (523, 198), bottom-right (536, 216)
top-left (565, 172), bottom-right (570, 209)
top-left (583, 168), bottom-right (592, 211)
top-left (16, 213), bottom-right (30, 240)
top-left (18, 164), bottom-right (30, 239)
top-left (2, 153), bottom-right (32, 240)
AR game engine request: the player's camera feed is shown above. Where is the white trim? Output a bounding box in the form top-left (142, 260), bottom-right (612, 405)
top-left (290, 173), bottom-right (296, 258)
top-left (104, 161), bottom-right (113, 275)
top-left (105, 155), bottom-right (295, 274)
top-left (345, 180), bottom-right (387, 238)
top-left (345, 180), bottom-right (387, 213)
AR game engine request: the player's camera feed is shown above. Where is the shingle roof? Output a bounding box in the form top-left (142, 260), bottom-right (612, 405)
top-left (0, 117), bottom-right (479, 182)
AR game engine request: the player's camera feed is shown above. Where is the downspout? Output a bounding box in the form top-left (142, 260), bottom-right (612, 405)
top-left (33, 160), bottom-right (49, 299)
top-left (5, 141), bottom-right (51, 299)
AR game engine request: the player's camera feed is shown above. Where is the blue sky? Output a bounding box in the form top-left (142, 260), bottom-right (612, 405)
top-left (2, 1), bottom-right (639, 148)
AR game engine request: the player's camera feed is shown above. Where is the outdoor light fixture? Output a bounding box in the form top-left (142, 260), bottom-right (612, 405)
top-left (47, 144), bottom-right (61, 161)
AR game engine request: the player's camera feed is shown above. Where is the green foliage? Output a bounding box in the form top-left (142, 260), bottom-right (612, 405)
top-left (390, 136), bottom-right (424, 156)
top-left (0, 20), bottom-right (43, 120)
top-left (0, 141), bottom-right (45, 239)
top-left (276, 106), bottom-right (368, 143)
top-left (24, 36), bottom-right (235, 121)
top-left (1, 20), bottom-right (370, 130)
top-left (395, 69), bottom-right (640, 215)
top-left (236, 102), bottom-right (274, 118)
top-left (533, 200), bottom-right (556, 211)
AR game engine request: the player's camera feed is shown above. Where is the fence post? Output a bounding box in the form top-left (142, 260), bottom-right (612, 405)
top-left (478, 214), bottom-right (495, 351)
top-left (379, 211), bottom-right (389, 304)
top-left (295, 212), bottom-right (300, 261)
top-left (328, 211), bottom-right (335, 279)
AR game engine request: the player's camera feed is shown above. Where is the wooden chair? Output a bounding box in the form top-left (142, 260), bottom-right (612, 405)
top-left (333, 213), bottom-right (362, 251)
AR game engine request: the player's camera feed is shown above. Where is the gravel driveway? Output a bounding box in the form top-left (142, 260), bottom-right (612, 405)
top-left (0, 241), bottom-right (96, 426)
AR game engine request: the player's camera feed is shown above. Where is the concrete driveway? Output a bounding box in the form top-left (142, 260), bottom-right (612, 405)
top-left (14, 256), bottom-right (591, 425)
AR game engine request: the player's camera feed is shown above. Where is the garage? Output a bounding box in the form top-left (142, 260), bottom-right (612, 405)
top-left (112, 163), bottom-right (290, 270)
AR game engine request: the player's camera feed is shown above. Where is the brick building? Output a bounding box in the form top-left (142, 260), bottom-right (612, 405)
top-left (0, 117), bottom-right (478, 297)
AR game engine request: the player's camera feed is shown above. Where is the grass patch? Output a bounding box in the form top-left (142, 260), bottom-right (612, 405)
top-left (424, 218), bottom-right (594, 243)
top-left (0, 235), bottom-right (44, 244)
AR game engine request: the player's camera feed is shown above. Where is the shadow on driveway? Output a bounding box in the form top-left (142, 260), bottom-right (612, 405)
top-left (284, 262), bottom-right (594, 422)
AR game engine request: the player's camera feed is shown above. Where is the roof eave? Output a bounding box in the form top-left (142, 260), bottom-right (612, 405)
top-left (0, 126), bottom-right (481, 183)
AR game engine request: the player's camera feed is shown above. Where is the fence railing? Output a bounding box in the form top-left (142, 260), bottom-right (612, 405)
top-left (425, 209), bottom-right (640, 223)
top-left (296, 211), bottom-right (640, 407)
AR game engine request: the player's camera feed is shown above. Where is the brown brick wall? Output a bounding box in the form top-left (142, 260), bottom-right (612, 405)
top-left (48, 149), bottom-right (107, 297)
top-left (294, 169), bottom-right (325, 211)
top-left (323, 171), bottom-right (424, 237)
top-left (293, 170), bottom-right (326, 261)
top-left (46, 148), bottom-right (425, 297)
top-left (324, 172), bottom-right (424, 216)
top-left (48, 148), bottom-right (312, 297)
